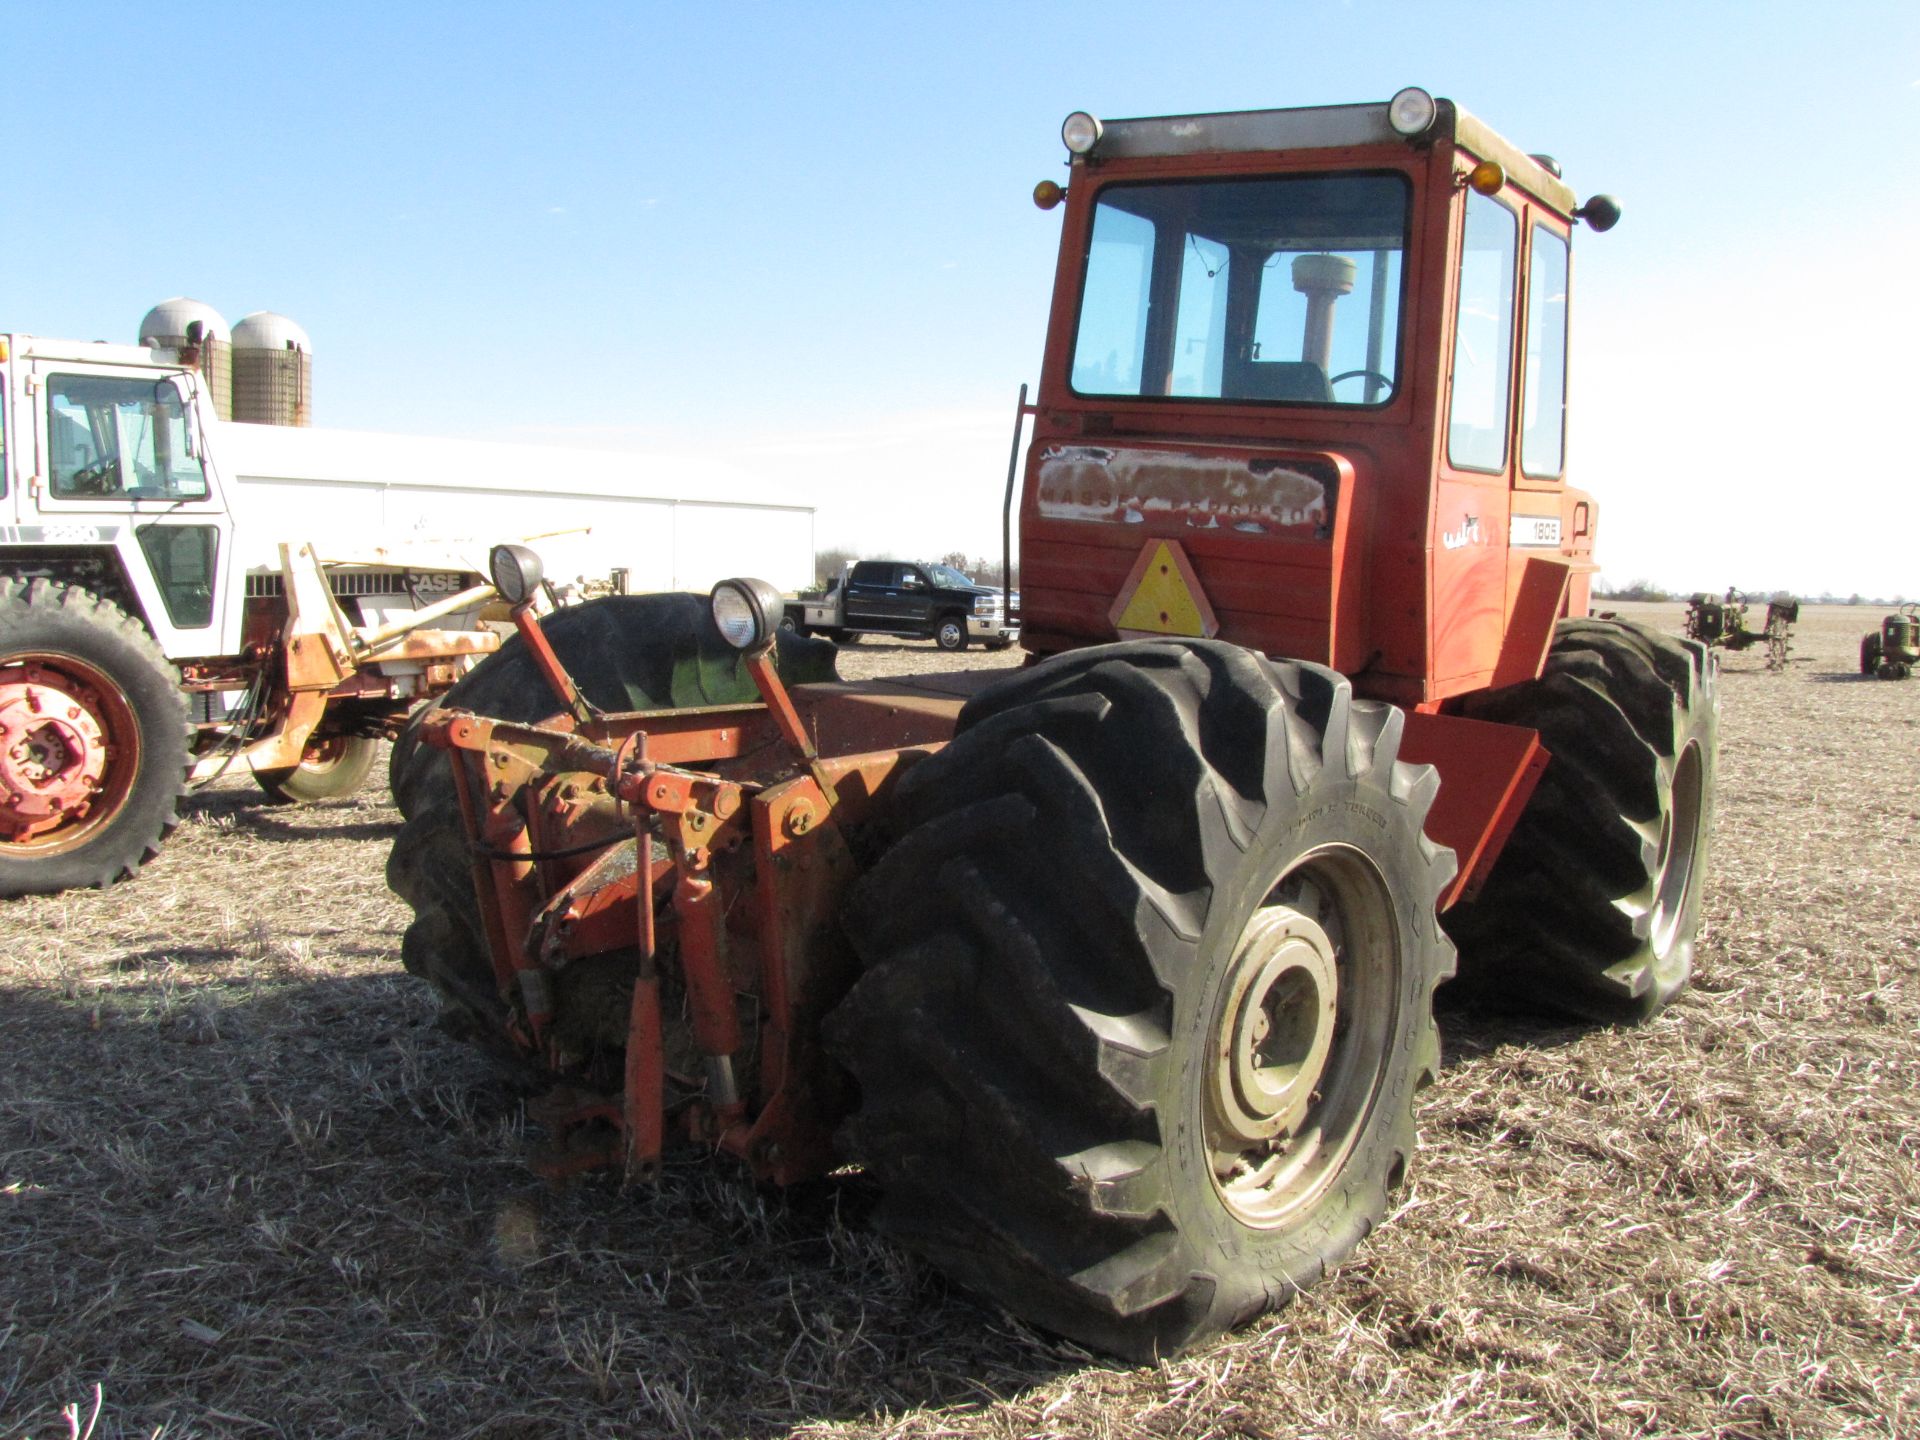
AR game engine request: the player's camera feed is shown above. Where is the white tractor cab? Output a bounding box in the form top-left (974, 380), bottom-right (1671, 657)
top-left (0, 332), bottom-right (499, 896)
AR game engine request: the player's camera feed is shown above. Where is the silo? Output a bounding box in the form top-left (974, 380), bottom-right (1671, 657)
top-left (139, 298), bottom-right (234, 420)
top-left (232, 311), bottom-right (313, 426)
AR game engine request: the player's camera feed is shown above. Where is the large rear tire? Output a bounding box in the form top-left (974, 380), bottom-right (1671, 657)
top-left (825, 639), bottom-right (1455, 1360)
top-left (254, 733), bottom-right (379, 804)
top-left (0, 578), bottom-right (190, 896)
top-left (387, 594), bottom-right (837, 1048)
top-left (1443, 617), bottom-right (1717, 1024)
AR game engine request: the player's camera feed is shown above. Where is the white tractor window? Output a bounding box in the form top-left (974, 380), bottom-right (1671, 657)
top-left (48, 376), bottom-right (209, 501)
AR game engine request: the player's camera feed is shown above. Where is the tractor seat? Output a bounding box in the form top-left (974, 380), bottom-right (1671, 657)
top-left (1232, 361), bottom-right (1333, 403)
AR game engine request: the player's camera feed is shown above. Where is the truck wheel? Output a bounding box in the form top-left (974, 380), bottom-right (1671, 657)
top-left (1443, 618), bottom-right (1717, 1024)
top-left (254, 734), bottom-right (380, 804)
top-left (387, 594), bottom-right (838, 1051)
top-left (934, 616), bottom-right (968, 652)
top-left (825, 639), bottom-right (1455, 1360)
top-left (0, 578), bottom-right (190, 896)
top-left (1861, 634), bottom-right (1881, 676)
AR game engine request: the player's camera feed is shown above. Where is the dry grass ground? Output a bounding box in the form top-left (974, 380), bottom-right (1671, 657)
top-left (2, 613), bottom-right (1915, 1439)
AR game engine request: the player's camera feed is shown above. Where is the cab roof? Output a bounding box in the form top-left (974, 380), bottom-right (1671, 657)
top-left (1081, 96), bottom-right (1578, 216)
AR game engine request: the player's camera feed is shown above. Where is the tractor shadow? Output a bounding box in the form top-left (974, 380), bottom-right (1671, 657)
top-left (1431, 984), bottom-right (1598, 1066)
top-left (182, 783), bottom-right (401, 844)
top-left (0, 970), bottom-right (1080, 1437)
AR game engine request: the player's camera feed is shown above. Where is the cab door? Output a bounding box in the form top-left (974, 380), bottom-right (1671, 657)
top-left (30, 361), bottom-right (236, 656)
top-left (1511, 216), bottom-right (1589, 617)
top-left (842, 561), bottom-right (898, 629)
top-left (895, 565), bottom-right (936, 630)
top-left (1431, 181), bottom-right (1522, 691)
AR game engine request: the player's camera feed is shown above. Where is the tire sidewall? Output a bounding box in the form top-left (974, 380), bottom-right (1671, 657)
top-left (935, 617), bottom-right (967, 651)
top-left (1648, 655), bottom-right (1718, 1001)
top-left (257, 734), bottom-right (380, 804)
top-left (1161, 752), bottom-right (1439, 1312)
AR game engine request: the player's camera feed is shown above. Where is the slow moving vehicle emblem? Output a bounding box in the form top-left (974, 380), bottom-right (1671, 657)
top-left (1109, 539), bottom-right (1219, 639)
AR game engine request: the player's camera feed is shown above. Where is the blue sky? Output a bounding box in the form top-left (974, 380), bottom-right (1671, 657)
top-left (10, 1), bottom-right (1915, 595)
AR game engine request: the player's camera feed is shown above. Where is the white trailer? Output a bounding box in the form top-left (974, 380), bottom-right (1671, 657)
top-left (0, 330), bottom-right (815, 896)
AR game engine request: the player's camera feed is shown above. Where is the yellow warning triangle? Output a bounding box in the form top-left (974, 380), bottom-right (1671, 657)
top-left (1114, 541), bottom-right (1209, 636)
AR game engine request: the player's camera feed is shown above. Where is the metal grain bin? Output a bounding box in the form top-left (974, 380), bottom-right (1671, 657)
top-left (232, 311), bottom-right (312, 426)
top-left (139, 298), bottom-right (234, 420)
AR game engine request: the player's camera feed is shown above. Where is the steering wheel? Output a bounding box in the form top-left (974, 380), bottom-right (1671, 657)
top-left (66, 458), bottom-right (122, 494)
top-left (1329, 369), bottom-right (1395, 400)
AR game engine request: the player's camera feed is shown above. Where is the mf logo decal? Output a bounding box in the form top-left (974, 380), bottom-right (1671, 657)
top-left (1441, 514), bottom-right (1481, 550)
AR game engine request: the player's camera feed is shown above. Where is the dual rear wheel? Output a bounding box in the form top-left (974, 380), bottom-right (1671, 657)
top-left (1443, 618), bottom-right (1718, 1023)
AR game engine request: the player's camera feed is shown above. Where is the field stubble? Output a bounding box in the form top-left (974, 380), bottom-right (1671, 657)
top-left (1, 612), bottom-right (1914, 1438)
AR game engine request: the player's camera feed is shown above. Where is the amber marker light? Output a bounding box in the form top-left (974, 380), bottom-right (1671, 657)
top-left (1033, 179), bottom-right (1065, 210)
top-left (1468, 160), bottom-right (1506, 195)
top-left (0, 338), bottom-right (9, 362)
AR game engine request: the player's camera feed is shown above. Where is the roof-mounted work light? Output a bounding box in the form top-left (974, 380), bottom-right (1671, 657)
top-left (1061, 111), bottom-right (1103, 155)
top-left (710, 577), bottom-right (785, 656)
top-left (1387, 86), bottom-right (1438, 139)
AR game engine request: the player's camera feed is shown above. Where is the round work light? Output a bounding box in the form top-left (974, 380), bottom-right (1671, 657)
top-left (709, 577), bottom-right (785, 654)
top-left (1387, 86), bottom-right (1438, 138)
top-left (489, 543), bottom-right (544, 607)
top-left (1061, 111), bottom-right (1103, 155)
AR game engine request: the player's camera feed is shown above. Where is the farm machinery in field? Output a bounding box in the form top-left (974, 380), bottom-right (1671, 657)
top-left (1684, 588), bottom-right (1799, 672)
top-left (1860, 604), bottom-right (1919, 679)
top-left (388, 90), bottom-right (1719, 1360)
top-left (0, 322), bottom-right (815, 898)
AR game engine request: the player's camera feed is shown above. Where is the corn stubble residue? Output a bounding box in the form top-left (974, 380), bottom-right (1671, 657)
top-left (0, 612), bottom-right (1913, 1438)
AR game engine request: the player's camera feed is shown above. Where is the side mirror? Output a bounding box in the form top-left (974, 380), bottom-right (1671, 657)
top-left (160, 374), bottom-right (201, 458)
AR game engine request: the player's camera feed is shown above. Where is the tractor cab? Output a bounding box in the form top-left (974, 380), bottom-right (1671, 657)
top-left (1020, 89), bottom-right (1619, 704)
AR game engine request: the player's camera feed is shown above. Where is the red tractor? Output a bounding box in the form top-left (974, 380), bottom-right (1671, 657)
top-left (389, 89), bottom-right (1718, 1360)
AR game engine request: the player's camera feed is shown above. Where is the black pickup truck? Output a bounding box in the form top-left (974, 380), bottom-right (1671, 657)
top-left (782, 560), bottom-right (1018, 651)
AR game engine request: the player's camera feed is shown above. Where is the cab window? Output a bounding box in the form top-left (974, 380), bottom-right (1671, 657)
top-left (1072, 172), bottom-right (1410, 405)
top-left (137, 524), bottom-right (219, 628)
top-left (1446, 190), bottom-right (1519, 472)
top-left (1521, 225), bottom-right (1570, 479)
top-left (48, 375), bottom-right (209, 501)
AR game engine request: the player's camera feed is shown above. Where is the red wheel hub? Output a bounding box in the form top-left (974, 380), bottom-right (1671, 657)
top-left (0, 663), bottom-right (113, 840)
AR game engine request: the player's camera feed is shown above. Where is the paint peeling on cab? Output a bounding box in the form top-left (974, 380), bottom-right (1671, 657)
top-left (1034, 446), bottom-right (1335, 539)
